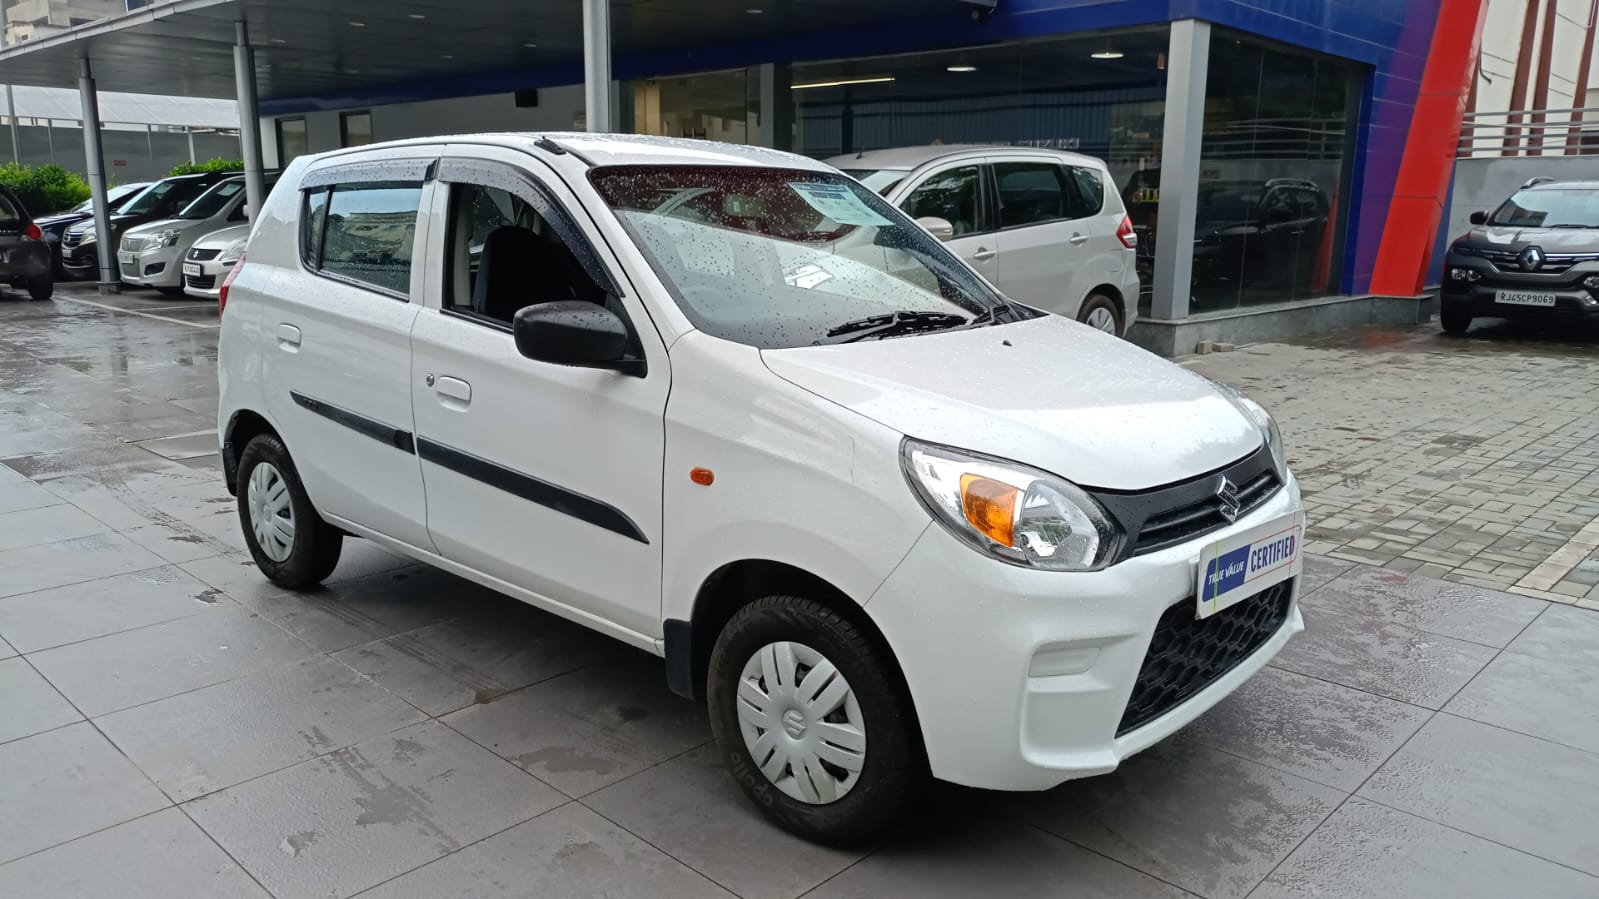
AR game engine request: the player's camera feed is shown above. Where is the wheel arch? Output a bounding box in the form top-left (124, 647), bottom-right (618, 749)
top-left (221, 408), bottom-right (280, 496)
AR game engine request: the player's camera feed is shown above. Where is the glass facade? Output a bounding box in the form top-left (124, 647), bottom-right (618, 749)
top-left (1192, 32), bottom-right (1362, 309)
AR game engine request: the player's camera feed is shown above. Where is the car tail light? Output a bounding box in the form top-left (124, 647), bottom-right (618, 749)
top-left (218, 253), bottom-right (245, 315)
top-left (1116, 215), bottom-right (1137, 249)
top-left (23, 223), bottom-right (41, 242)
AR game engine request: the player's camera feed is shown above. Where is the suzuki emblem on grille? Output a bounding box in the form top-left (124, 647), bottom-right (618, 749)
top-left (1520, 246), bottom-right (1545, 271)
top-left (1216, 475), bottom-right (1242, 522)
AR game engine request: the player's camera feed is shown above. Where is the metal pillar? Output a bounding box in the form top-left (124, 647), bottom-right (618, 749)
top-left (186, 126), bottom-right (196, 163)
top-left (582, 0), bottom-right (611, 132)
top-left (4, 86), bottom-right (16, 163)
top-left (758, 63), bottom-right (793, 151)
top-left (45, 118), bottom-right (53, 162)
top-left (78, 57), bottom-right (117, 292)
top-left (233, 21), bottom-right (266, 218)
top-left (1150, 20), bottom-right (1210, 322)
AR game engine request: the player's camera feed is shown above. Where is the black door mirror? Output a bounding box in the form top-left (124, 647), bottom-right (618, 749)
top-left (512, 300), bottom-right (644, 376)
top-left (1469, 210), bottom-right (1488, 226)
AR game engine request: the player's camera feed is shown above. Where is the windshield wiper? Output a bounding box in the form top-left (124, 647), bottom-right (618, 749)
top-left (814, 310), bottom-right (972, 345)
top-left (1546, 223), bottom-right (1599, 229)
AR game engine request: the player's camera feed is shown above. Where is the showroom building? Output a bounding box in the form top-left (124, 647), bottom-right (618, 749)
top-left (0, 0), bottom-right (1485, 354)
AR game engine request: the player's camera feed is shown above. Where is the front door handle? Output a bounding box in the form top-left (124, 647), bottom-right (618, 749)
top-left (276, 324), bottom-right (301, 350)
top-left (434, 375), bottom-right (472, 407)
top-left (973, 248), bottom-right (997, 261)
top-left (1068, 233), bottom-right (1088, 246)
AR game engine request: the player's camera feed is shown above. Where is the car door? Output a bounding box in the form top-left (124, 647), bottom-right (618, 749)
top-left (893, 163), bottom-right (998, 287)
top-left (259, 153), bottom-right (438, 551)
top-left (988, 159), bottom-right (1088, 315)
top-left (408, 147), bottom-right (669, 641)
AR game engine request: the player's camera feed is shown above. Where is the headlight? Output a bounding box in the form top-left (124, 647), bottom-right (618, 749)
top-left (1213, 384), bottom-right (1286, 477)
top-left (148, 229), bottom-right (182, 249)
top-left (218, 239), bottom-right (247, 264)
top-left (1449, 267), bottom-right (1481, 282)
top-left (76, 225), bottom-right (95, 241)
top-left (900, 439), bottom-right (1118, 571)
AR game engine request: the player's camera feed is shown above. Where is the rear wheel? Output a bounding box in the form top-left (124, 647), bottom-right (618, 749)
top-left (1077, 293), bottom-right (1124, 336)
top-left (1440, 305), bottom-right (1472, 335)
top-left (27, 279), bottom-right (52, 301)
top-left (708, 595), bottom-right (920, 847)
top-left (236, 433), bottom-right (343, 589)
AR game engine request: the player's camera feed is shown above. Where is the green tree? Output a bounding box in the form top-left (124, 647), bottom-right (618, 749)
top-left (0, 163), bottom-right (92, 215)
top-left (168, 157), bottom-right (244, 176)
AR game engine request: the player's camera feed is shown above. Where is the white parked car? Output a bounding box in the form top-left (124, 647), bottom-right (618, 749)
top-left (826, 146), bottom-right (1140, 336)
top-left (181, 223), bottom-right (248, 300)
top-left (217, 134), bottom-right (1304, 845)
top-left (120, 176), bottom-right (254, 294)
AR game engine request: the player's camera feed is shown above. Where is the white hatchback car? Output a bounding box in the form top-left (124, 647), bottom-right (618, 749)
top-left (121, 176), bottom-right (255, 294)
top-left (827, 146), bottom-right (1140, 336)
top-left (217, 133), bottom-right (1304, 846)
top-left (181, 223), bottom-right (249, 300)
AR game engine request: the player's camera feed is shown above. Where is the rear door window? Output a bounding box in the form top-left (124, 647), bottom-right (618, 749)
top-left (0, 192), bottom-right (22, 224)
top-left (1064, 166), bottom-right (1105, 219)
top-left (901, 165), bottom-right (986, 236)
top-left (993, 162), bottom-right (1069, 228)
top-left (305, 182), bottom-right (423, 296)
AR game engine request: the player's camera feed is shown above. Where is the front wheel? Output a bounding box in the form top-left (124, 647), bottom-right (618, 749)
top-left (27, 279), bottom-right (52, 301)
top-left (1440, 305), bottom-right (1472, 335)
top-left (708, 596), bottom-right (921, 847)
top-left (236, 433), bottom-right (343, 589)
top-left (1077, 293), bottom-right (1124, 336)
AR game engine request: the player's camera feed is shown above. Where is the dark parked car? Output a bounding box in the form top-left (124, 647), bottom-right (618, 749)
top-left (0, 185), bottom-right (55, 301)
top-left (1191, 178), bottom-right (1329, 289)
top-left (60, 171), bottom-right (240, 279)
top-left (1442, 177), bottom-right (1599, 334)
top-left (35, 182), bottom-right (150, 276)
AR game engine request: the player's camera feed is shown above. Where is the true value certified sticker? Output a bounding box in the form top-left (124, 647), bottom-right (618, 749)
top-left (1195, 512), bottom-right (1304, 618)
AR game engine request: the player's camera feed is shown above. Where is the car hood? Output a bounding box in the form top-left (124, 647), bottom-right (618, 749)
top-left (759, 315), bottom-right (1262, 490)
top-left (1454, 225), bottom-right (1599, 252)
top-left (125, 217), bottom-right (193, 238)
top-left (192, 223), bottom-right (249, 248)
top-left (35, 211), bottom-right (87, 228)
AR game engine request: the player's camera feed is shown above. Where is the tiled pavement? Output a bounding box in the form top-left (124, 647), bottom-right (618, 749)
top-left (2, 289), bottom-right (1599, 897)
top-left (1184, 321), bottom-right (1599, 603)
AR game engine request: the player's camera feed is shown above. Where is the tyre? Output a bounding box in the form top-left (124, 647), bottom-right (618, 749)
top-left (27, 279), bottom-right (53, 301)
top-left (157, 285), bottom-right (186, 298)
top-left (236, 433), bottom-right (343, 589)
top-left (1440, 305), bottom-right (1472, 335)
top-left (1076, 293), bottom-right (1124, 336)
top-left (708, 595), bottom-right (920, 846)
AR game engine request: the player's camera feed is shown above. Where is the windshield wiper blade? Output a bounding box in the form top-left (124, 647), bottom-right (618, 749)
top-left (1546, 223), bottom-right (1599, 229)
top-left (815, 310), bottom-right (972, 345)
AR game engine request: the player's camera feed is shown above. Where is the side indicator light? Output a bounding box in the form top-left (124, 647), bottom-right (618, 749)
top-left (690, 467), bottom-right (715, 486)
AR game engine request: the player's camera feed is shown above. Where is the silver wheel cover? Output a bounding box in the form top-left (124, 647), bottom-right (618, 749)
top-left (1085, 305), bottom-right (1117, 333)
top-left (736, 641), bottom-right (867, 805)
top-left (246, 461), bottom-right (296, 563)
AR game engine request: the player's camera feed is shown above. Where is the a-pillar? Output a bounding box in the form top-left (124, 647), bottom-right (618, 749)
top-left (77, 57), bottom-right (116, 293)
top-left (1150, 20), bottom-right (1210, 322)
top-left (234, 21), bottom-right (266, 219)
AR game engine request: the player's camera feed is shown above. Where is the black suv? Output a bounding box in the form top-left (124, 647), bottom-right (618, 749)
top-left (1442, 177), bottom-right (1599, 334)
top-left (0, 185), bottom-right (54, 300)
top-left (60, 171), bottom-right (240, 279)
top-left (1191, 178), bottom-right (1330, 289)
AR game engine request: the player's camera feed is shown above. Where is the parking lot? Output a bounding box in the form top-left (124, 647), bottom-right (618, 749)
top-left (2, 287), bottom-right (1598, 898)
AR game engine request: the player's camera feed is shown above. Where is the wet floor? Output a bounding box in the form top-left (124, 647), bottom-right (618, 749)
top-left (1, 286), bottom-right (1598, 898)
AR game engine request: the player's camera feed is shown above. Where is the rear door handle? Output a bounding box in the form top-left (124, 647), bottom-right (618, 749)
top-left (434, 375), bottom-right (472, 408)
top-left (1068, 233), bottom-right (1089, 246)
top-left (276, 324), bottom-right (301, 350)
top-left (973, 248), bottom-right (997, 261)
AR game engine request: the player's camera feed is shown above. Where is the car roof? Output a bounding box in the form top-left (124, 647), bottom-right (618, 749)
top-left (1524, 179), bottom-right (1599, 190)
top-left (823, 144), bottom-right (1108, 172)
top-left (303, 132), bottom-right (835, 173)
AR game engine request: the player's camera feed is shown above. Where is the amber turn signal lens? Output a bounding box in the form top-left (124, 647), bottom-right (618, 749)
top-left (959, 474), bottom-right (1018, 546)
top-left (690, 467), bottom-right (715, 486)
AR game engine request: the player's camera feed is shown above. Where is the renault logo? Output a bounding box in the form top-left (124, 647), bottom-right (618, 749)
top-left (1216, 476), bottom-right (1243, 522)
top-left (1520, 246), bottom-right (1545, 271)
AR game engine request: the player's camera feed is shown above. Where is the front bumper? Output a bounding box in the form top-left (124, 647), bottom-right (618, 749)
top-left (866, 474), bottom-right (1304, 791)
top-left (1440, 282), bottom-right (1599, 319)
top-left (120, 244), bottom-right (183, 287)
top-left (182, 256), bottom-right (232, 299)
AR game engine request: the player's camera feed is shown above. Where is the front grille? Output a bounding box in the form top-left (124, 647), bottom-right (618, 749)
top-left (119, 261), bottom-right (138, 279)
top-left (1088, 444), bottom-right (1282, 561)
top-left (185, 273), bottom-right (216, 290)
top-left (62, 232), bottom-right (82, 249)
top-left (121, 236), bottom-right (145, 253)
top-left (1117, 579), bottom-right (1294, 736)
top-left (188, 247), bottom-right (220, 261)
top-left (1458, 245), bottom-right (1595, 274)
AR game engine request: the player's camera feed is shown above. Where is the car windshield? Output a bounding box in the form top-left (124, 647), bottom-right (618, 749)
top-left (1197, 185), bottom-right (1263, 218)
top-left (176, 180), bottom-right (244, 219)
top-left (590, 165), bottom-right (1011, 349)
top-left (1490, 187), bottom-right (1599, 228)
top-left (839, 169), bottom-right (908, 195)
top-left (122, 179), bottom-right (212, 216)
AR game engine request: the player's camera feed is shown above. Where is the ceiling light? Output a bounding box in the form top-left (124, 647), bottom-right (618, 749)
top-left (348, 21), bottom-right (365, 27)
top-left (408, 13), bottom-right (426, 19)
top-left (270, 38), bottom-right (286, 44)
top-left (791, 75), bottom-right (895, 90)
top-left (441, 54), bottom-right (454, 59)
top-left (947, 64), bottom-right (978, 73)
top-left (523, 42), bottom-right (537, 48)
top-left (747, 8), bottom-right (763, 13)
top-left (1090, 50), bottom-right (1124, 59)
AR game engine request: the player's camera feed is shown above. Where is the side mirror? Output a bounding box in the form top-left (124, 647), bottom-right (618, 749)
top-left (512, 300), bottom-right (643, 376)
top-left (916, 215), bottom-right (955, 241)
top-left (1469, 210), bottom-right (1487, 226)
